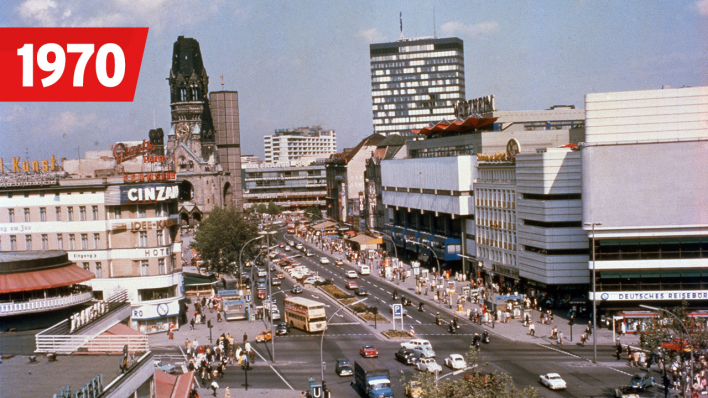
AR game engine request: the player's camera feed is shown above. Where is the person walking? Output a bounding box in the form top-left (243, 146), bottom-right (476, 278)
top-left (243, 332), bottom-right (248, 345)
top-left (558, 331), bottom-right (564, 345)
top-left (529, 322), bottom-right (535, 336)
top-left (210, 380), bottom-right (219, 396)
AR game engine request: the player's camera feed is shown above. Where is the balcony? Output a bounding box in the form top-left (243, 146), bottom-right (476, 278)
top-left (0, 292), bottom-right (94, 317)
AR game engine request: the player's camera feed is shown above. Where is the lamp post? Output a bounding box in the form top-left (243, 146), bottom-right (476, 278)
top-left (406, 239), bottom-right (440, 277)
top-left (378, 232), bottom-right (398, 260)
top-left (259, 230), bottom-right (278, 361)
top-left (434, 365), bottom-right (478, 387)
top-left (584, 221), bottom-right (601, 364)
top-left (239, 236), bottom-right (264, 295)
top-left (321, 297), bottom-right (367, 385)
top-left (640, 304), bottom-right (693, 397)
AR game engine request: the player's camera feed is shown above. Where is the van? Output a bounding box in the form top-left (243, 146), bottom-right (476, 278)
top-left (358, 264), bottom-right (371, 275)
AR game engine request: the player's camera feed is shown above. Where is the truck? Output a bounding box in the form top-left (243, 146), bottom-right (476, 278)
top-left (354, 359), bottom-right (394, 398)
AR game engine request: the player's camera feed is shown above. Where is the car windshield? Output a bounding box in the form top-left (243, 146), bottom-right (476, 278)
top-left (631, 376), bottom-right (642, 383)
top-left (369, 380), bottom-right (391, 389)
top-left (549, 375), bottom-right (561, 380)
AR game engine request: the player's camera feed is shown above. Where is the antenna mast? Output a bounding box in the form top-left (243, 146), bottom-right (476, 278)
top-left (400, 12), bottom-right (403, 39)
top-left (433, 7), bottom-right (436, 37)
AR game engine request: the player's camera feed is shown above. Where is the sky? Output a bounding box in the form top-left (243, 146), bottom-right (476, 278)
top-left (1, 0), bottom-right (707, 163)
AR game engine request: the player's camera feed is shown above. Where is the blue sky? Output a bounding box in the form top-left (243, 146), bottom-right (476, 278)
top-left (2, 0), bottom-right (707, 162)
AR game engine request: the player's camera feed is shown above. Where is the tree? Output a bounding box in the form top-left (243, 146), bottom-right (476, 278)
top-left (304, 206), bottom-right (322, 221)
top-left (253, 204), bottom-right (268, 214)
top-left (401, 348), bottom-right (539, 398)
top-left (190, 206), bottom-right (259, 275)
top-left (266, 201), bottom-right (282, 215)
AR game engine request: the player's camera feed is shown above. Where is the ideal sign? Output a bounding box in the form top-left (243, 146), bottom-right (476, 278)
top-left (120, 184), bottom-right (179, 204)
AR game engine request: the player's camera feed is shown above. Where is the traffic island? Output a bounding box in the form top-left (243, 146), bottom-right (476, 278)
top-left (318, 285), bottom-right (389, 325)
top-left (382, 330), bottom-right (411, 339)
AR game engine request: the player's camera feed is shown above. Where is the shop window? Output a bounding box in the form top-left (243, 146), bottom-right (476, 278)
top-left (138, 286), bottom-right (174, 301)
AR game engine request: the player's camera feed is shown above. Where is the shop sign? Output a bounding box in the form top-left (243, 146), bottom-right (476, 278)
top-left (113, 140), bottom-right (155, 164)
top-left (123, 171), bottom-right (176, 183)
top-left (120, 184), bottom-right (179, 204)
top-left (0, 155), bottom-right (57, 173)
top-left (493, 264), bottom-right (519, 279)
top-left (591, 290), bottom-right (708, 301)
top-left (454, 95), bottom-right (495, 118)
top-left (132, 300), bottom-right (179, 320)
top-left (131, 218), bottom-right (176, 231)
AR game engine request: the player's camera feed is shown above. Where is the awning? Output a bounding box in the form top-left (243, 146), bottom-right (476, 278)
top-left (0, 265), bottom-right (94, 294)
top-left (183, 272), bottom-right (217, 286)
top-left (346, 234), bottom-right (384, 246)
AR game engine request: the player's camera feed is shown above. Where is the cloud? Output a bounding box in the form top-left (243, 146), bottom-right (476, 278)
top-left (50, 111), bottom-right (98, 134)
top-left (17, 0), bottom-right (59, 26)
top-left (440, 20), bottom-right (500, 37)
top-left (695, 0), bottom-right (708, 16)
top-left (356, 28), bottom-right (384, 43)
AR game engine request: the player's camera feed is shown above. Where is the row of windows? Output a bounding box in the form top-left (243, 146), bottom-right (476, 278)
top-left (3, 233), bottom-right (101, 251)
top-left (372, 73), bottom-right (463, 83)
top-left (409, 145), bottom-right (475, 159)
top-left (7, 205), bottom-right (99, 223)
top-left (371, 50), bottom-right (462, 62)
top-left (371, 56), bottom-right (462, 70)
top-left (372, 64), bottom-right (462, 76)
top-left (477, 247), bottom-right (516, 267)
top-left (475, 188), bottom-right (516, 209)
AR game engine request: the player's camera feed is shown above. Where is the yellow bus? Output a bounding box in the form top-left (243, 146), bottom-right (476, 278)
top-left (284, 297), bottom-right (327, 332)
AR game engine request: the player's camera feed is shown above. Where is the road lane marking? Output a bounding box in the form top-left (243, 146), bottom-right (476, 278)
top-left (328, 322), bottom-right (359, 325)
top-left (252, 347), bottom-right (294, 390)
top-left (536, 343), bottom-right (632, 376)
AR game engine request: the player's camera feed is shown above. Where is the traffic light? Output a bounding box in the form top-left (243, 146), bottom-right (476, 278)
top-left (662, 374), bottom-right (670, 388)
top-left (207, 320), bottom-right (213, 328)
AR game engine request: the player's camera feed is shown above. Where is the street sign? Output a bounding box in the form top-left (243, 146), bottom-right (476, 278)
top-left (392, 304), bottom-right (403, 318)
top-left (495, 294), bottom-right (526, 301)
top-left (321, 228), bottom-right (324, 233)
top-left (244, 294), bottom-right (252, 302)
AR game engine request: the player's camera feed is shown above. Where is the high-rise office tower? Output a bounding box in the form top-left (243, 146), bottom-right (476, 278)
top-left (264, 126), bottom-right (336, 163)
top-left (370, 37), bottom-right (465, 136)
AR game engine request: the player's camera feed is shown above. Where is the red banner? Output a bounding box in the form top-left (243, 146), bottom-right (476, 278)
top-left (0, 27), bottom-right (148, 102)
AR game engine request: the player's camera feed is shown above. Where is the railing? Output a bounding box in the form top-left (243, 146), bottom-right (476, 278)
top-left (0, 292), bottom-right (93, 316)
top-left (36, 331), bottom-right (148, 354)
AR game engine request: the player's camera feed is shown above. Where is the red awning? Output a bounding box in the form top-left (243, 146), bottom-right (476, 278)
top-left (0, 265), bottom-right (95, 293)
top-left (412, 116), bottom-right (498, 137)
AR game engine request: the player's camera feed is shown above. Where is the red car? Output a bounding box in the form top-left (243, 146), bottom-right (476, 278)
top-left (346, 280), bottom-right (359, 290)
top-left (360, 345), bottom-right (378, 358)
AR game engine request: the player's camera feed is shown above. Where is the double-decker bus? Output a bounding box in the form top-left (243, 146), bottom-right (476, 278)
top-left (284, 297), bottom-right (327, 332)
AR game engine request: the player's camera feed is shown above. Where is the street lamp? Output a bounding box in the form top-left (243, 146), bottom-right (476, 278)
top-left (640, 304), bottom-right (694, 397)
top-left (321, 297), bottom-right (368, 385)
top-left (434, 365), bottom-right (478, 387)
top-left (405, 239), bottom-right (440, 276)
top-left (239, 235), bottom-right (264, 294)
top-left (378, 232), bottom-right (398, 260)
top-left (259, 230), bottom-right (278, 362)
top-left (584, 221), bottom-right (601, 364)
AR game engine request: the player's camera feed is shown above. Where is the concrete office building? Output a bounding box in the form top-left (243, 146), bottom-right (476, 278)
top-left (242, 160), bottom-right (327, 210)
top-left (370, 37), bottom-right (465, 137)
top-left (581, 86), bottom-right (708, 314)
top-left (264, 126), bottom-right (336, 163)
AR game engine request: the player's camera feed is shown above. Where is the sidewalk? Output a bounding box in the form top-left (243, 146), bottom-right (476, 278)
top-left (293, 233), bottom-right (640, 349)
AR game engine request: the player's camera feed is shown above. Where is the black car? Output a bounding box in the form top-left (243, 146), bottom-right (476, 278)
top-left (395, 348), bottom-right (418, 365)
top-left (292, 285), bottom-right (303, 294)
top-left (356, 287), bottom-right (369, 296)
top-left (275, 322), bottom-right (289, 336)
top-left (335, 358), bottom-right (353, 376)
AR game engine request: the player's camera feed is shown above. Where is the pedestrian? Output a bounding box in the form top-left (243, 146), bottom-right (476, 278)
top-left (190, 318), bottom-right (195, 330)
top-left (529, 322), bottom-right (535, 336)
top-left (243, 332), bottom-right (248, 345)
top-left (210, 380), bottom-right (219, 396)
top-left (558, 331), bottom-right (564, 345)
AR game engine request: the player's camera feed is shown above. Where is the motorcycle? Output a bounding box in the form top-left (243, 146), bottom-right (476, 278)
top-left (401, 296), bottom-right (412, 306)
top-left (452, 317), bottom-right (460, 329)
top-left (418, 302), bottom-right (425, 312)
top-left (481, 331), bottom-right (490, 344)
top-left (435, 313), bottom-right (441, 326)
top-left (393, 291), bottom-right (399, 300)
top-left (448, 323), bottom-right (456, 334)
top-left (471, 333), bottom-right (481, 348)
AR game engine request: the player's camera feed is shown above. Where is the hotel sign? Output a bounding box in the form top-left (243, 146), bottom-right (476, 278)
top-left (590, 290), bottom-right (708, 301)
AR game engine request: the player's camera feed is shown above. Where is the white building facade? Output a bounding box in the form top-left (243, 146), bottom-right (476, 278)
top-left (264, 126), bottom-right (336, 163)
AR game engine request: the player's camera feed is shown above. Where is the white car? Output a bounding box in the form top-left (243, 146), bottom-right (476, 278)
top-left (295, 244), bottom-right (303, 250)
top-left (411, 346), bottom-right (436, 359)
top-left (416, 357), bottom-right (442, 373)
top-left (257, 268), bottom-right (267, 277)
top-left (401, 339), bottom-right (433, 351)
top-left (539, 373), bottom-right (567, 390)
top-left (303, 276), bottom-right (326, 285)
top-left (444, 354), bottom-right (466, 370)
top-left (345, 270), bottom-right (358, 279)
top-left (268, 308), bottom-right (281, 321)
top-left (320, 257), bottom-right (330, 264)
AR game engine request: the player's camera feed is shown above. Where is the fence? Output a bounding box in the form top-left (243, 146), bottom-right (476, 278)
top-left (0, 292), bottom-right (93, 316)
top-left (36, 331), bottom-right (148, 354)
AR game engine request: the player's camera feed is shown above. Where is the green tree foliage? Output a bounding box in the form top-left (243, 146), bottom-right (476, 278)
top-left (401, 348), bottom-right (539, 398)
top-left (304, 206), bottom-right (322, 221)
top-left (253, 204), bottom-right (268, 214)
top-left (190, 206), bottom-right (259, 274)
top-left (266, 201), bottom-right (282, 215)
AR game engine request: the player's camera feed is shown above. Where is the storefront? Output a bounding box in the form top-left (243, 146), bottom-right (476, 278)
top-left (130, 300), bottom-right (181, 334)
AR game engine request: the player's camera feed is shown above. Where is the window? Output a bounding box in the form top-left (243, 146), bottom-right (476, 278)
top-left (113, 206), bottom-right (121, 219)
top-left (138, 205), bottom-right (146, 218)
top-left (94, 233), bottom-right (100, 249)
top-left (92, 206), bottom-right (99, 220)
top-left (139, 231), bottom-right (148, 247)
top-left (24, 208), bottom-right (30, 222)
top-left (8, 209), bottom-right (14, 223)
top-left (141, 260), bottom-right (149, 276)
top-left (25, 235), bottom-right (32, 251)
top-left (159, 258), bottom-right (166, 275)
top-left (67, 207), bottom-right (74, 221)
top-left (83, 262), bottom-right (90, 271)
top-left (10, 235), bottom-right (17, 251)
top-left (170, 255), bottom-right (175, 272)
top-left (69, 234), bottom-right (76, 250)
top-left (57, 234), bottom-right (63, 250)
top-left (41, 234), bottom-right (48, 250)
top-left (156, 203), bottom-right (166, 217)
top-left (95, 262), bottom-right (103, 278)
top-left (56, 207), bottom-right (61, 221)
top-left (81, 234), bottom-right (88, 250)
top-left (157, 230), bottom-right (164, 246)
top-left (79, 206), bottom-right (87, 221)
top-left (40, 207), bottom-right (47, 222)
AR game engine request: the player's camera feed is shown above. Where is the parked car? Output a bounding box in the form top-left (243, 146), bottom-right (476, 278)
top-left (628, 372), bottom-right (654, 391)
top-left (256, 330), bottom-right (272, 342)
top-left (257, 268), bottom-right (267, 277)
top-left (416, 358), bottom-right (442, 373)
top-left (292, 285), bottom-right (303, 294)
top-left (275, 322), bottom-right (289, 336)
top-left (539, 373), bottom-right (567, 390)
top-left (346, 280), bottom-right (359, 290)
top-left (356, 286), bottom-right (369, 296)
top-left (345, 270), bottom-right (358, 279)
top-left (303, 276), bottom-right (326, 285)
top-left (444, 354), bottom-right (466, 370)
top-left (395, 348), bottom-right (418, 365)
top-left (276, 272), bottom-right (285, 279)
top-left (285, 245), bottom-right (291, 251)
top-left (335, 358), bottom-right (353, 376)
top-left (360, 345), bottom-right (378, 358)
top-left (154, 360), bottom-right (176, 374)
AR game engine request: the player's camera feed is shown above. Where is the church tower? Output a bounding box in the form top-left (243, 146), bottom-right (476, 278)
top-left (167, 36), bottom-right (216, 161)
